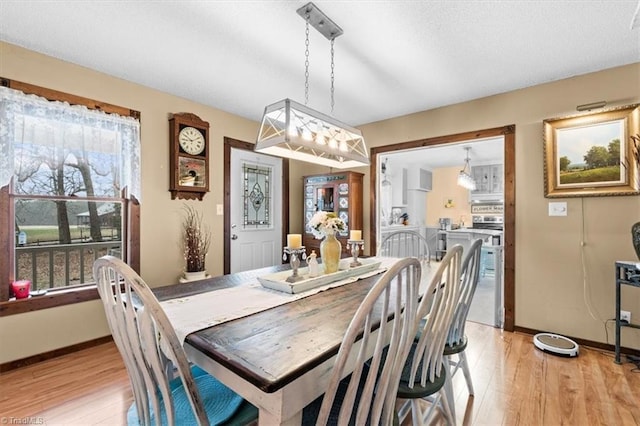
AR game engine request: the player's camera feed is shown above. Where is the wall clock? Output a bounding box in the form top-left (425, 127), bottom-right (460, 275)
top-left (169, 113), bottom-right (210, 200)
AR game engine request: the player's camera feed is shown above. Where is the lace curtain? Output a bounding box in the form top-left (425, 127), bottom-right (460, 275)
top-left (0, 86), bottom-right (141, 200)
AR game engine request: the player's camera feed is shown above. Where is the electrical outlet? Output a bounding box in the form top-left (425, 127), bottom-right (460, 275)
top-left (620, 310), bottom-right (631, 323)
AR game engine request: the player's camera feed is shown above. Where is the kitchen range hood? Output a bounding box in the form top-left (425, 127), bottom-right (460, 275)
top-left (470, 193), bottom-right (503, 203)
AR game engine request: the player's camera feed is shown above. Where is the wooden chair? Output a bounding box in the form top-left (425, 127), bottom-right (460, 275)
top-left (379, 229), bottom-right (431, 266)
top-left (445, 238), bottom-right (483, 397)
top-left (93, 255), bottom-right (258, 426)
top-left (302, 258), bottom-right (422, 425)
top-left (396, 245), bottom-right (463, 426)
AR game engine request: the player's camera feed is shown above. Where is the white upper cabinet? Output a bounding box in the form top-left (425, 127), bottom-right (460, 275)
top-left (406, 168), bottom-right (433, 191)
top-left (389, 165), bottom-right (432, 207)
top-left (471, 164), bottom-right (503, 195)
top-left (391, 167), bottom-right (407, 206)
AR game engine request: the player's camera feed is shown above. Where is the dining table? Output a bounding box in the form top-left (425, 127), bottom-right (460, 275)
top-left (153, 257), bottom-right (439, 426)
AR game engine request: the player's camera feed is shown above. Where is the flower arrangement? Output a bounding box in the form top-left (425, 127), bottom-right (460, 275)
top-left (181, 205), bottom-right (211, 273)
top-left (308, 211), bottom-right (345, 239)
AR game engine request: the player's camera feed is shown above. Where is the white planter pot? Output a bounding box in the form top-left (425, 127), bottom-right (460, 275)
top-left (183, 270), bottom-right (207, 282)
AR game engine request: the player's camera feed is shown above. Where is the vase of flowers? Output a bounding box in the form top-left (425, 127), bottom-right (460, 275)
top-left (181, 204), bottom-right (211, 281)
top-left (309, 211), bottom-right (345, 274)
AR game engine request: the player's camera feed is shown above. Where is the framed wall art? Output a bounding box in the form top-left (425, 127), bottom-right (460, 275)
top-left (543, 103), bottom-right (640, 198)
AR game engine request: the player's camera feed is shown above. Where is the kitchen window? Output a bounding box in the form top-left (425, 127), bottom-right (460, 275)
top-left (0, 79), bottom-right (141, 315)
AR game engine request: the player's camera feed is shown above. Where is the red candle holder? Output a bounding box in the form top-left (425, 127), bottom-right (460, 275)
top-left (11, 280), bottom-right (31, 299)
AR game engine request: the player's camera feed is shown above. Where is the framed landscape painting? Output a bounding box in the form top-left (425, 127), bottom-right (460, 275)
top-left (543, 103), bottom-right (640, 198)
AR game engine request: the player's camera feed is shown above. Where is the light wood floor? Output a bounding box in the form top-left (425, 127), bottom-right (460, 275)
top-left (1, 322), bottom-right (638, 425)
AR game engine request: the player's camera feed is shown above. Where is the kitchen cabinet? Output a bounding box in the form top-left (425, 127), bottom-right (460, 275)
top-left (471, 164), bottom-right (503, 195)
top-left (380, 225), bottom-right (420, 241)
top-left (435, 231), bottom-right (447, 261)
top-left (446, 229), bottom-right (501, 255)
top-left (302, 171), bottom-right (363, 256)
top-left (391, 168), bottom-right (408, 206)
top-left (446, 231), bottom-right (476, 254)
top-left (406, 168), bottom-right (433, 191)
top-left (390, 167), bottom-right (432, 206)
top-left (481, 245), bottom-right (504, 327)
top-left (379, 225), bottom-right (421, 256)
top-left (424, 226), bottom-right (439, 260)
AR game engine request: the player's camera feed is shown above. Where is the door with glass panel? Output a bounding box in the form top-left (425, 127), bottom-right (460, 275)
top-left (230, 148), bottom-right (282, 273)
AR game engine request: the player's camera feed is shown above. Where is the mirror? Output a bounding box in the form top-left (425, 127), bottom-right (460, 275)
top-left (317, 187), bottom-right (334, 212)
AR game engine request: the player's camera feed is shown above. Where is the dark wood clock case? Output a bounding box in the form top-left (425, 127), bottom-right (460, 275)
top-left (169, 112), bottom-right (210, 200)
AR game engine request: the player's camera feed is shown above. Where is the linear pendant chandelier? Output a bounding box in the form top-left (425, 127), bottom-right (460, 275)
top-left (254, 2), bottom-right (369, 169)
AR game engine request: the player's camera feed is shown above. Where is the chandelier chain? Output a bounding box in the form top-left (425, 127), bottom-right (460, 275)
top-left (304, 12), bottom-right (310, 106)
top-left (330, 38), bottom-right (335, 114)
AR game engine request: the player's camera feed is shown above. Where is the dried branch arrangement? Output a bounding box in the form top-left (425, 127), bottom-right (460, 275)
top-left (181, 204), bottom-right (211, 272)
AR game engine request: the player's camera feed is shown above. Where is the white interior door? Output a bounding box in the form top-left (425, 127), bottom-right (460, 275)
top-left (230, 148), bottom-right (282, 273)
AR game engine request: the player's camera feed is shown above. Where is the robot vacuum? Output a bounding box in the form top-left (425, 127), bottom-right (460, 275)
top-left (533, 333), bottom-right (579, 357)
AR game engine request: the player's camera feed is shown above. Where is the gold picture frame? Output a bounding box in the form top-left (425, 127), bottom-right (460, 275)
top-left (543, 103), bottom-right (640, 198)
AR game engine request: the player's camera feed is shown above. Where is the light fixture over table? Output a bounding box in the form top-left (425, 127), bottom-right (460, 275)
top-left (254, 2), bottom-right (369, 169)
top-left (457, 147), bottom-right (477, 190)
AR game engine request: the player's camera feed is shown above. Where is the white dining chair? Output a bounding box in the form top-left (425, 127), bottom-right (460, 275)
top-left (93, 255), bottom-right (258, 426)
top-left (445, 238), bottom-right (483, 397)
top-left (302, 257), bottom-right (422, 426)
top-left (379, 229), bottom-right (431, 266)
top-left (396, 245), bottom-right (463, 426)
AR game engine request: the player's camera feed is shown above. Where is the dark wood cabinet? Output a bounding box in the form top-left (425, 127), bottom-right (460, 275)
top-left (302, 171), bottom-right (364, 256)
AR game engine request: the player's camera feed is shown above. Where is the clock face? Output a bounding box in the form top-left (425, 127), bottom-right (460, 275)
top-left (178, 126), bottom-right (205, 155)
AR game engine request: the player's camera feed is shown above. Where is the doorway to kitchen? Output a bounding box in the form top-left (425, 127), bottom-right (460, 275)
top-left (370, 125), bottom-right (516, 332)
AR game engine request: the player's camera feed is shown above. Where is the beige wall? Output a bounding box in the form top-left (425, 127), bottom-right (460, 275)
top-left (359, 63), bottom-right (640, 350)
top-left (426, 166), bottom-right (473, 227)
top-left (1, 40), bottom-right (638, 364)
top-left (0, 41), bottom-right (261, 363)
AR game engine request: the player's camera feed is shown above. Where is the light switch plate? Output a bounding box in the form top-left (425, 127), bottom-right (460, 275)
top-left (216, 204), bottom-right (223, 215)
top-left (548, 202), bottom-right (567, 216)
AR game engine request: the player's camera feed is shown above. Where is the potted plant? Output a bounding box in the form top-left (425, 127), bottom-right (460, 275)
top-left (181, 204), bottom-right (211, 281)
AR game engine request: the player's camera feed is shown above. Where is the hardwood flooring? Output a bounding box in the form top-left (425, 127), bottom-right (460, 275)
top-left (1, 322), bottom-right (638, 425)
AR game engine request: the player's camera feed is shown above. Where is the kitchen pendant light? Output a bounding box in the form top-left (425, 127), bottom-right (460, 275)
top-left (380, 158), bottom-right (393, 226)
top-left (457, 147), bottom-right (477, 190)
top-left (254, 2), bottom-right (369, 169)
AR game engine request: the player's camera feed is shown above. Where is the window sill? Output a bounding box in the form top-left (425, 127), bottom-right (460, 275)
top-left (0, 285), bottom-right (99, 317)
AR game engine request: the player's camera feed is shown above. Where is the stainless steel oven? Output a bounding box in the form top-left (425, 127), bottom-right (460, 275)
top-left (471, 215), bottom-right (503, 231)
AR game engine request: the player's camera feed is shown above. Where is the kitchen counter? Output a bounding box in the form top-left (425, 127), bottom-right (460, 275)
top-left (446, 228), bottom-right (502, 237)
top-left (446, 228), bottom-right (502, 255)
top-left (380, 224), bottom-right (420, 232)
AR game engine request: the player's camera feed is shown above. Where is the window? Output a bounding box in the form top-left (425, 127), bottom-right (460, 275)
top-left (0, 79), bottom-right (141, 315)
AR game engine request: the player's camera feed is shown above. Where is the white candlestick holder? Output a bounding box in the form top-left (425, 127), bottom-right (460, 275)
top-left (283, 246), bottom-right (307, 283)
top-left (346, 239), bottom-right (364, 267)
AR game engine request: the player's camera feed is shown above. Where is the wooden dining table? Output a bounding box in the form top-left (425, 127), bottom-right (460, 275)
top-left (153, 259), bottom-right (439, 426)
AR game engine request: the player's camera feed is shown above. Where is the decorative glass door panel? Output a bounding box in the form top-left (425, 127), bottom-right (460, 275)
top-left (243, 163), bottom-right (271, 229)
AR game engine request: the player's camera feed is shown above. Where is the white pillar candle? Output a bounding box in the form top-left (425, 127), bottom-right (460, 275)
top-left (287, 234), bottom-right (302, 248)
top-left (350, 230), bottom-right (362, 241)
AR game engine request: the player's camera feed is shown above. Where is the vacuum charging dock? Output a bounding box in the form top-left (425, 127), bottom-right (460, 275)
top-left (533, 333), bottom-right (579, 357)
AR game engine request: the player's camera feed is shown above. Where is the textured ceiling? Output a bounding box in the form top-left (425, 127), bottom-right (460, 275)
top-left (1, 0), bottom-right (639, 127)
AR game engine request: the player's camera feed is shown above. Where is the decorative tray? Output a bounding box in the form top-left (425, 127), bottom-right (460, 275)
top-left (258, 258), bottom-right (383, 294)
